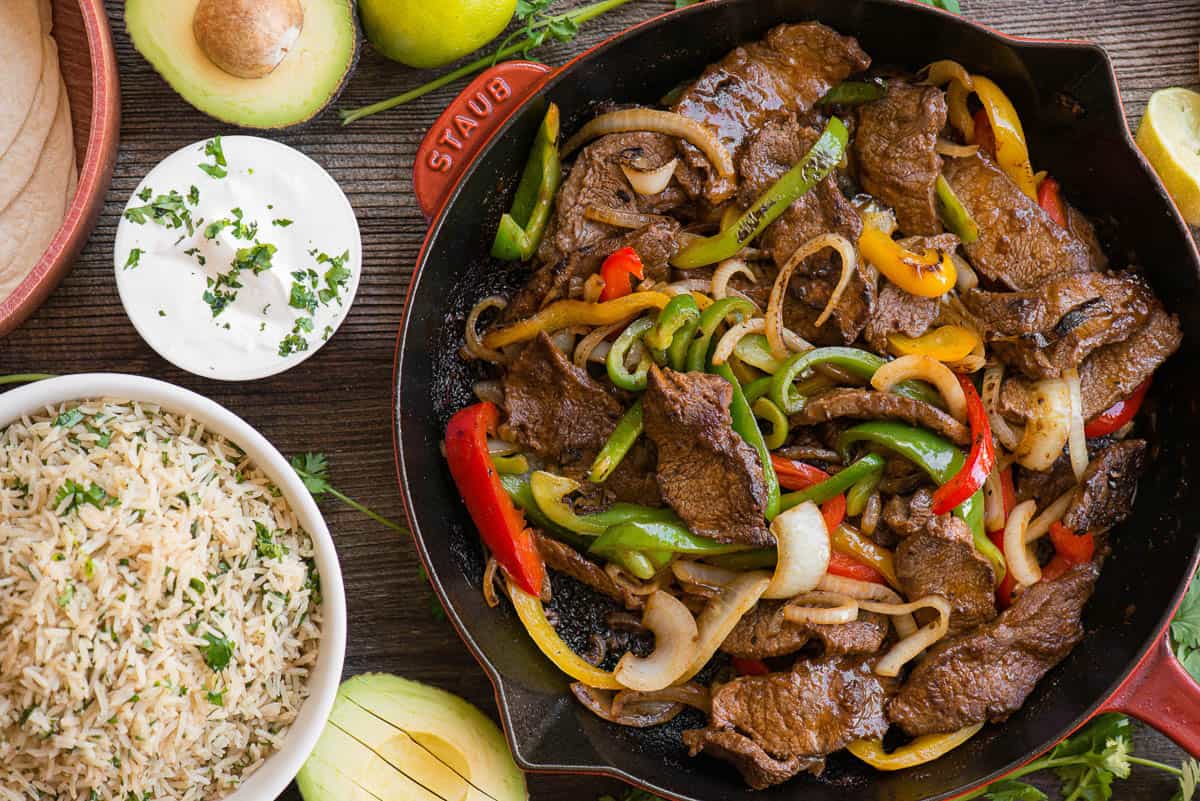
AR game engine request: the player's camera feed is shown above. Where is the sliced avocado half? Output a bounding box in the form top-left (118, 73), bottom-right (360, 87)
top-left (125, 0), bottom-right (358, 129)
top-left (297, 673), bottom-right (527, 801)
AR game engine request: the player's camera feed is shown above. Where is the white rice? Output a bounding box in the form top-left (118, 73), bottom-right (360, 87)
top-left (0, 399), bottom-right (322, 801)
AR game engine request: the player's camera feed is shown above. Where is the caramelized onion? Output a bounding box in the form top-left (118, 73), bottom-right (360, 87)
top-left (671, 560), bottom-right (738, 592)
top-left (861, 491), bottom-right (881, 536)
top-left (678, 571), bottom-right (771, 683)
top-left (952, 252), bottom-right (979, 292)
top-left (620, 159), bottom-right (678, 195)
top-left (1014, 378), bottom-right (1071, 471)
top-left (584, 205), bottom-right (658, 229)
top-left (871, 354), bottom-right (968, 421)
top-left (613, 683), bottom-right (712, 715)
top-left (570, 682), bottom-right (683, 728)
top-left (859, 595), bottom-right (952, 677)
top-left (935, 139), bottom-right (980, 158)
top-left (464, 295), bottom-right (509, 363)
top-left (712, 258), bottom-right (756, 301)
top-left (483, 556), bottom-right (502, 608)
top-left (574, 322), bottom-right (624, 368)
top-left (1004, 499), bottom-right (1042, 586)
top-left (1064, 367), bottom-right (1088, 480)
top-left (768, 234), bottom-right (856, 356)
top-left (782, 591), bottom-right (860, 625)
top-left (764, 501), bottom-right (830, 599)
top-left (817, 574), bottom-right (915, 637)
top-left (1025, 489), bottom-right (1076, 544)
top-left (983, 469), bottom-right (1008, 533)
top-left (982, 363), bottom-right (1022, 450)
top-left (563, 109), bottom-right (734, 178)
top-left (614, 591), bottom-right (700, 692)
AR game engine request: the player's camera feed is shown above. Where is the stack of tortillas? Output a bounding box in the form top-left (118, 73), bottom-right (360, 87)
top-left (0, 0), bottom-right (77, 304)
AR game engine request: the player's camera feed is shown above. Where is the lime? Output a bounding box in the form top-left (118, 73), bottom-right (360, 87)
top-left (1136, 87), bottom-right (1200, 226)
top-left (359, 0), bottom-right (517, 69)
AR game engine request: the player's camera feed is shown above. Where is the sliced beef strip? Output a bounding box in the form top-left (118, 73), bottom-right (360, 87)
top-left (880, 488), bottom-right (935, 539)
top-left (1061, 440), bottom-right (1148, 533)
top-left (865, 279), bottom-right (942, 353)
top-left (503, 333), bottom-right (624, 465)
top-left (790, 389), bottom-right (970, 446)
top-left (721, 599), bottom-right (889, 659)
top-left (1015, 455), bottom-right (1077, 506)
top-left (642, 366), bottom-right (772, 546)
top-left (1067, 205), bottom-right (1109, 271)
top-left (896, 514), bottom-right (997, 635)
top-left (506, 219), bottom-right (681, 321)
top-left (672, 22), bottom-right (870, 204)
top-left (963, 271), bottom-right (1157, 380)
top-left (942, 153), bottom-right (1100, 289)
top-left (682, 728), bottom-right (819, 790)
top-left (533, 532), bottom-right (644, 610)
top-left (888, 562), bottom-right (1098, 736)
top-left (853, 81), bottom-right (947, 236)
top-left (685, 656), bottom-right (889, 788)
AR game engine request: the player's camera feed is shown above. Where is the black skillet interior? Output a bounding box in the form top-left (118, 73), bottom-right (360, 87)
top-left (396, 1), bottom-right (1200, 799)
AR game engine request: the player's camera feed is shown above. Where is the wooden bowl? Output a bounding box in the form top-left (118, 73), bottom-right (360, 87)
top-left (0, 0), bottom-right (120, 336)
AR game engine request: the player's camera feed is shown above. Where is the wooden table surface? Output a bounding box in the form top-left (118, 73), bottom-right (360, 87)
top-left (2, 1), bottom-right (1197, 798)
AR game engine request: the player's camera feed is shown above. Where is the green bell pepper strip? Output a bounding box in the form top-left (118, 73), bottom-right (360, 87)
top-left (778, 453), bottom-right (886, 512)
top-left (607, 317), bottom-right (655, 391)
top-left (714, 362), bottom-right (781, 520)
top-left (666, 312), bottom-right (702, 371)
top-left (529, 470), bottom-right (678, 536)
top-left (589, 400), bottom-right (643, 483)
top-left (590, 521), bottom-right (747, 559)
top-left (845, 466), bottom-right (884, 517)
top-left (935, 174), bottom-right (979, 245)
top-left (672, 117), bottom-right (849, 269)
top-left (818, 78), bottom-right (888, 106)
top-left (836, 421), bottom-right (1005, 580)
top-left (733, 333), bottom-right (786, 374)
top-left (614, 550), bottom-right (659, 580)
top-left (492, 104), bottom-right (562, 261)
top-left (742, 375), bottom-right (773, 404)
top-left (686, 297), bottom-right (756, 373)
top-left (752, 398), bottom-right (789, 450)
top-left (771, 346), bottom-right (943, 414)
top-left (645, 294), bottom-right (700, 354)
top-left (490, 453), bottom-right (530, 474)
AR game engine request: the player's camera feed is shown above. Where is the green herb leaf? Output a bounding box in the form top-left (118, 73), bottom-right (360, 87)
top-left (205, 136), bottom-right (227, 166)
top-left (233, 242), bottom-right (277, 275)
top-left (124, 189), bottom-right (194, 235)
top-left (911, 0), bottom-right (960, 10)
top-left (200, 632), bottom-right (234, 671)
top-left (123, 248), bottom-right (145, 270)
top-left (254, 521), bottom-right (287, 559)
top-left (272, 218), bottom-right (294, 227)
top-left (188, 185), bottom-right (200, 205)
top-left (54, 479), bottom-right (117, 515)
top-left (53, 408), bottom-right (84, 428)
top-left (198, 163), bottom-right (227, 179)
top-left (57, 582), bottom-right (75, 607)
top-left (206, 688), bottom-right (225, 707)
top-left (289, 452), bottom-right (406, 532)
top-left (984, 780), bottom-right (1048, 801)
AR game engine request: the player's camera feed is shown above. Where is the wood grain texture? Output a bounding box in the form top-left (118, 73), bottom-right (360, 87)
top-left (2, 2), bottom-right (1197, 799)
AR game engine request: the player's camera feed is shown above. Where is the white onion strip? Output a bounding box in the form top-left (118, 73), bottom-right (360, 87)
top-left (464, 295), bottom-right (509, 363)
top-left (817, 575), bottom-right (917, 638)
top-left (983, 469), bottom-right (1007, 533)
top-left (1064, 367), bottom-right (1088, 480)
top-left (584, 205), bottom-right (658, 229)
top-left (621, 159), bottom-right (678, 195)
top-left (768, 234), bottom-right (857, 356)
top-left (615, 591), bottom-right (700, 692)
top-left (678, 571), bottom-right (771, 684)
top-left (1024, 489), bottom-right (1077, 544)
top-left (712, 258), bottom-right (756, 300)
top-left (671, 560), bottom-right (738, 591)
top-left (562, 109), bottom-right (734, 178)
top-left (983, 363), bottom-right (1022, 450)
top-left (871, 354), bottom-right (968, 421)
top-left (763, 501), bottom-right (830, 599)
top-left (935, 139), bottom-right (980, 158)
top-left (711, 318), bottom-right (807, 366)
top-left (1014, 379), bottom-right (1072, 471)
top-left (859, 596), bottom-right (952, 677)
top-left (782, 592), bottom-right (860, 625)
top-left (574, 322), bottom-right (624, 368)
top-left (1004, 499), bottom-right (1042, 586)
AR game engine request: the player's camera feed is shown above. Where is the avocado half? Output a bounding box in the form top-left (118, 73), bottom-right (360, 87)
top-left (125, 0), bottom-right (358, 130)
top-left (296, 673), bottom-right (528, 801)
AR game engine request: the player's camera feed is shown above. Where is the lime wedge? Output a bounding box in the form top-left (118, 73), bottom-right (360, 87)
top-left (1136, 87), bottom-right (1200, 226)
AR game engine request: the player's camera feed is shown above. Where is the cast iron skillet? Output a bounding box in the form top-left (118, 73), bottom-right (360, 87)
top-left (394, 2), bottom-right (1200, 799)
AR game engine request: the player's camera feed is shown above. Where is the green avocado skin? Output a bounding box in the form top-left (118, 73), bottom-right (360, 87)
top-left (125, 0), bottom-right (360, 131)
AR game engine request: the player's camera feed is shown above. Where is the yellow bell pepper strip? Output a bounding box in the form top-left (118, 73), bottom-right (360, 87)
top-left (888, 325), bottom-right (982, 363)
top-left (482, 292), bottom-right (671, 350)
top-left (672, 117), bottom-right (849, 269)
top-left (948, 80), bottom-right (975, 142)
top-left (935, 174), bottom-right (979, 244)
top-left (859, 224), bottom-right (957, 299)
top-left (492, 104), bottom-right (562, 261)
top-left (846, 723), bottom-right (984, 770)
top-left (971, 75), bottom-right (1038, 200)
top-left (507, 581), bottom-right (623, 690)
top-left (529, 469), bottom-right (678, 536)
top-left (830, 524), bottom-right (900, 589)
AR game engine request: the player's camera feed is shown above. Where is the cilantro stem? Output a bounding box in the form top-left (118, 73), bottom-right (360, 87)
top-left (1127, 756), bottom-right (1184, 776)
top-left (339, 0), bottom-right (633, 124)
top-left (321, 485), bottom-right (407, 532)
top-left (958, 756), bottom-right (1093, 801)
top-left (0, 373), bottom-right (56, 385)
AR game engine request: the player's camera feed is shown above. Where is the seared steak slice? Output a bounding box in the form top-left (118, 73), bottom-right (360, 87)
top-left (853, 81), bottom-right (947, 235)
top-left (896, 515), bottom-right (997, 635)
top-left (1061, 440), bottom-right (1148, 533)
top-left (964, 271), bottom-right (1156, 379)
top-left (888, 563), bottom-right (1098, 736)
top-left (881, 488), bottom-right (935, 539)
top-left (865, 279), bottom-right (941, 353)
top-left (681, 729), bottom-right (818, 790)
top-left (790, 389), bottom-right (970, 446)
top-left (642, 366), bottom-right (771, 546)
top-left (534, 532), bottom-right (643, 610)
top-left (721, 599), bottom-right (889, 659)
top-left (943, 153), bottom-right (1099, 289)
top-left (685, 656), bottom-right (889, 787)
top-left (672, 22), bottom-right (870, 204)
top-left (503, 332), bottom-right (623, 464)
top-left (1015, 456), bottom-right (1077, 506)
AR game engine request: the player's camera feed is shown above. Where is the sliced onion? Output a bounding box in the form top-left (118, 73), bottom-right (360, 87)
top-left (711, 318), bottom-right (767, 367)
top-left (871, 354), bottom-right (968, 421)
top-left (768, 234), bottom-right (856, 356)
top-left (615, 591), bottom-right (700, 692)
top-left (935, 139), bottom-right (980, 158)
top-left (816, 576), bottom-right (917, 638)
top-left (712, 258), bottom-right (756, 300)
top-left (1024, 489), bottom-right (1076, 544)
top-left (672, 560), bottom-right (738, 592)
top-left (813, 238), bottom-right (858, 329)
top-left (665, 279), bottom-right (713, 296)
top-left (613, 683), bottom-right (712, 715)
top-left (861, 491), bottom-right (881, 536)
top-left (1004, 499), bottom-right (1042, 587)
top-left (605, 563), bottom-right (667, 597)
top-left (983, 469), bottom-right (1007, 533)
top-left (948, 338), bottom-right (987, 374)
top-left (859, 595), bottom-right (952, 677)
top-left (563, 109), bottom-right (734, 178)
top-left (584, 205), bottom-right (658, 230)
top-left (952, 252), bottom-right (978, 293)
top-left (464, 295), bottom-right (509, 363)
top-left (621, 159), bottom-right (678, 195)
top-left (472, 380), bottom-right (504, 406)
top-left (764, 501), bottom-right (830, 599)
top-left (1064, 367), bottom-right (1088, 480)
top-left (571, 682), bottom-right (683, 728)
top-left (782, 592), bottom-right (860, 625)
top-left (483, 557), bottom-right (502, 608)
top-left (574, 322), bottom-right (624, 368)
top-left (1014, 378), bottom-right (1071, 471)
top-left (678, 571), bottom-right (771, 683)
top-left (983, 363), bottom-right (1022, 450)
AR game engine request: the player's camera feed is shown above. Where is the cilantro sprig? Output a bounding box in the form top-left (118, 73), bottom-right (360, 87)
top-left (1171, 571), bottom-right (1200, 680)
top-left (198, 136), bottom-right (228, 179)
top-left (290, 453), bottom-right (405, 532)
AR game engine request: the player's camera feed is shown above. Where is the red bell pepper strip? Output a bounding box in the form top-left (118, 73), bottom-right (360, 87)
top-left (1049, 521), bottom-right (1096, 564)
top-left (932, 376), bottom-right (995, 516)
top-left (1037, 176), bottom-right (1069, 227)
top-left (1040, 554), bottom-right (1074, 582)
top-left (827, 551), bottom-right (889, 585)
top-left (973, 109), bottom-right (996, 158)
top-left (1084, 378), bottom-right (1151, 438)
top-left (732, 657), bottom-right (771, 676)
top-left (598, 247), bottom-right (645, 302)
top-left (987, 529), bottom-right (1017, 608)
top-left (998, 464), bottom-right (1016, 520)
top-left (444, 402), bottom-right (545, 596)
top-left (770, 455), bottom-right (845, 531)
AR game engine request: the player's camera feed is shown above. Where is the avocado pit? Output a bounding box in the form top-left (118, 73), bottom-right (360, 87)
top-left (193, 0), bottom-right (304, 79)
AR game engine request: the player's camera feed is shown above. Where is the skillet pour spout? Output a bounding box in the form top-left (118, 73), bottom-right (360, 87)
top-left (395, 2), bottom-right (1200, 800)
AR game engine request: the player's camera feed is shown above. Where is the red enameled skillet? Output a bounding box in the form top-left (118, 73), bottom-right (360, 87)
top-left (394, 2), bottom-right (1200, 799)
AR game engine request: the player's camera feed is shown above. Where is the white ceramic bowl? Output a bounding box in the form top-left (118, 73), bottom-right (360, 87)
top-left (0, 373), bottom-right (346, 801)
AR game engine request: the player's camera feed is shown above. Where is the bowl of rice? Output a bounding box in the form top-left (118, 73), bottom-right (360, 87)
top-left (0, 374), bottom-right (346, 801)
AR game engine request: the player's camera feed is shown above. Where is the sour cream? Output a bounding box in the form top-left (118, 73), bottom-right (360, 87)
top-left (114, 135), bottom-right (361, 381)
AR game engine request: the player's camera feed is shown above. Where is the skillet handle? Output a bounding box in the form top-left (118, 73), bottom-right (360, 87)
top-left (413, 60), bottom-right (554, 221)
top-left (1098, 634), bottom-right (1200, 757)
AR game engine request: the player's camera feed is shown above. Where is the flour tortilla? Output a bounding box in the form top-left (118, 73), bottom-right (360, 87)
top-left (0, 90), bottom-right (74, 301)
top-left (0, 0), bottom-right (44, 156)
top-left (0, 34), bottom-right (62, 210)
